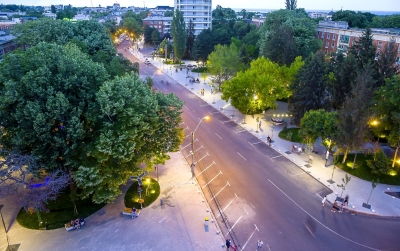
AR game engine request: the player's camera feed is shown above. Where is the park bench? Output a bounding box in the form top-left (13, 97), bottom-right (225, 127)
top-left (122, 208), bottom-right (141, 217)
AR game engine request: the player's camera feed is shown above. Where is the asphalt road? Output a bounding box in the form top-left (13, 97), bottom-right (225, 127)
top-left (118, 41), bottom-right (400, 251)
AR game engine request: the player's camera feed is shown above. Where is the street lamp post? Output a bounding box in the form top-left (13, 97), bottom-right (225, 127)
top-left (191, 116), bottom-right (210, 179)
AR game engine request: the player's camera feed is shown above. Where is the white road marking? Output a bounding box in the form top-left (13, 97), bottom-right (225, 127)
top-left (268, 179), bottom-right (380, 251)
top-left (215, 133), bottom-right (222, 139)
top-left (217, 199), bottom-right (233, 218)
top-left (202, 170), bottom-right (222, 189)
top-left (194, 152), bottom-right (209, 165)
top-left (225, 215), bottom-right (242, 236)
top-left (158, 217), bottom-right (166, 223)
top-left (196, 161), bottom-right (216, 177)
top-left (184, 105), bottom-right (189, 110)
top-left (211, 181), bottom-right (230, 201)
top-left (289, 172), bottom-right (306, 177)
top-left (271, 155), bottom-right (281, 159)
top-left (240, 225), bottom-right (258, 251)
top-left (267, 244), bottom-right (272, 251)
top-left (186, 145), bottom-right (203, 158)
top-left (237, 152), bottom-right (247, 161)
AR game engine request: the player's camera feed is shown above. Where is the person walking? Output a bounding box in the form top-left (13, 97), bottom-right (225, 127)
top-left (344, 195), bottom-right (349, 206)
top-left (257, 240), bottom-right (263, 250)
top-left (322, 196), bottom-right (327, 207)
top-left (325, 151), bottom-right (329, 166)
top-left (340, 202), bottom-right (344, 213)
top-left (259, 120), bottom-right (262, 129)
top-left (226, 239), bottom-right (231, 250)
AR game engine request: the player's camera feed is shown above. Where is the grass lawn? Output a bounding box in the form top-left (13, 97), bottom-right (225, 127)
top-left (17, 190), bottom-right (105, 230)
top-left (336, 153), bottom-right (400, 185)
top-left (278, 127), bottom-right (302, 143)
top-left (124, 177), bottom-right (160, 209)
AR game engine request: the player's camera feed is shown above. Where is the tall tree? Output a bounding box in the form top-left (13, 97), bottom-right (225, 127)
top-left (184, 19), bottom-right (195, 59)
top-left (206, 43), bottom-right (245, 90)
top-left (329, 52), bottom-right (358, 109)
top-left (373, 76), bottom-right (400, 167)
top-left (346, 66), bottom-right (376, 168)
top-left (349, 27), bottom-right (376, 73)
top-left (192, 28), bottom-right (215, 62)
top-left (0, 43), bottom-right (184, 203)
top-left (171, 9), bottom-right (186, 64)
top-left (300, 110), bottom-right (337, 150)
top-left (151, 29), bottom-right (161, 45)
top-left (222, 57), bottom-right (303, 114)
top-left (285, 0), bottom-right (297, 10)
top-left (376, 38), bottom-right (399, 86)
top-left (289, 51), bottom-right (329, 125)
top-left (259, 9), bottom-right (321, 66)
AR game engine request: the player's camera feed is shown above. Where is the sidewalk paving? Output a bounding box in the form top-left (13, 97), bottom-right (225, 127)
top-left (0, 152), bottom-right (225, 251)
top-left (135, 48), bottom-right (400, 218)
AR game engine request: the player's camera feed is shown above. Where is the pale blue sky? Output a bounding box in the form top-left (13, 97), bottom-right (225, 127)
top-left (1, 0), bottom-right (398, 12)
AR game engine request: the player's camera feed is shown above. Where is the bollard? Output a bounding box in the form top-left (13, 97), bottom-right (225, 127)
top-left (160, 198), bottom-right (164, 206)
top-left (204, 217), bottom-right (209, 232)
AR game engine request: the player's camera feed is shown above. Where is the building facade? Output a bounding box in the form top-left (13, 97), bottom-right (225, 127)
top-left (174, 0), bottom-right (212, 35)
top-left (317, 21), bottom-right (400, 65)
top-left (143, 16), bottom-right (173, 36)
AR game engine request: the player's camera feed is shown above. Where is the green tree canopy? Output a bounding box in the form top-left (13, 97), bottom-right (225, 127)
top-left (373, 76), bottom-right (400, 167)
top-left (206, 43), bottom-right (245, 90)
top-left (332, 10), bottom-right (375, 28)
top-left (0, 43), bottom-right (184, 203)
top-left (171, 9), bottom-right (186, 63)
top-left (289, 51), bottom-right (329, 125)
top-left (222, 56), bottom-right (304, 114)
top-left (258, 9), bottom-right (321, 66)
top-left (300, 109), bottom-right (338, 149)
top-left (11, 19), bottom-right (132, 78)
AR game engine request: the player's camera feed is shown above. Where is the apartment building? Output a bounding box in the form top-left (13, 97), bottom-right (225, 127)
top-left (174, 0), bottom-right (212, 35)
top-left (317, 21), bottom-right (400, 65)
top-left (143, 16), bottom-right (173, 36)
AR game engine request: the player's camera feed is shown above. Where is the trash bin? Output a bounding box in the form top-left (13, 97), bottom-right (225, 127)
top-left (204, 217), bottom-right (209, 226)
top-left (160, 198), bottom-right (164, 206)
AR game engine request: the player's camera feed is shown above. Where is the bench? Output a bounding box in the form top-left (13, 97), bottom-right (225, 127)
top-left (65, 220), bottom-right (85, 231)
top-left (122, 208), bottom-right (141, 217)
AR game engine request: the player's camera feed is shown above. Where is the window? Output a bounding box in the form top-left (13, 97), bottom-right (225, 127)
top-left (204, 18), bottom-right (208, 21)
top-left (193, 12), bottom-right (196, 15)
top-left (377, 41), bottom-right (383, 49)
top-left (193, 18), bottom-right (196, 20)
top-left (325, 42), bottom-right (329, 48)
top-left (204, 24), bottom-right (208, 26)
top-left (339, 35), bottom-right (350, 44)
top-left (332, 35), bottom-right (336, 40)
top-left (327, 33), bottom-right (330, 39)
top-left (331, 43), bottom-right (335, 48)
top-left (321, 33), bottom-right (325, 38)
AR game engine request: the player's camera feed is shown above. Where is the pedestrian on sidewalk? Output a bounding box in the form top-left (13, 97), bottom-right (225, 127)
top-left (344, 195), bottom-right (349, 206)
top-left (325, 151), bottom-right (329, 166)
top-left (322, 196), bottom-right (327, 207)
top-left (309, 155), bottom-right (313, 164)
top-left (267, 136), bottom-right (271, 146)
top-left (292, 144), bottom-right (295, 152)
top-left (226, 239), bottom-right (231, 250)
top-left (257, 240), bottom-right (263, 250)
top-left (331, 200), bottom-right (339, 212)
top-left (259, 120), bottom-right (262, 129)
top-left (340, 202), bottom-right (344, 213)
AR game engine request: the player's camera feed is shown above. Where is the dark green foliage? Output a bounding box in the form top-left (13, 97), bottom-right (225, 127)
top-left (349, 28), bottom-right (376, 72)
top-left (151, 29), bottom-right (161, 45)
top-left (285, 0), bottom-right (297, 10)
top-left (336, 154), bottom-right (400, 185)
top-left (289, 51), bottom-right (329, 125)
top-left (164, 10), bottom-right (174, 17)
top-left (332, 10), bottom-right (375, 28)
top-left (16, 189), bottom-right (105, 230)
top-left (124, 179), bottom-right (160, 208)
top-left (56, 5), bottom-right (77, 20)
top-left (278, 128), bottom-right (302, 142)
top-left (259, 9), bottom-right (321, 66)
top-left (371, 14), bottom-right (400, 28)
top-left (184, 19), bottom-right (195, 59)
top-left (171, 9), bottom-right (186, 63)
top-left (11, 19), bottom-right (132, 77)
top-left (367, 149), bottom-right (390, 175)
top-left (329, 52), bottom-right (358, 109)
top-left (376, 39), bottom-right (399, 86)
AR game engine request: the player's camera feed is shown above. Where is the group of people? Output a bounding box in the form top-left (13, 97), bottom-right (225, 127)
top-left (322, 195), bottom-right (349, 213)
top-left (225, 239), bottom-right (263, 250)
top-left (70, 218), bottom-right (84, 229)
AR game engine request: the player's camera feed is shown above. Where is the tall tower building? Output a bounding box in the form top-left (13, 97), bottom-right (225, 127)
top-left (174, 0), bottom-right (212, 35)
